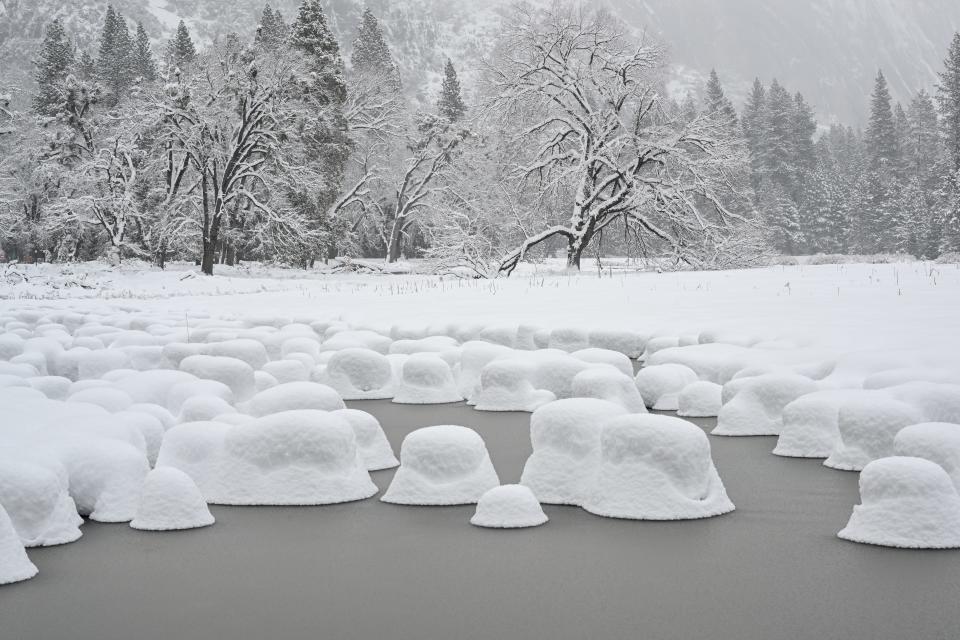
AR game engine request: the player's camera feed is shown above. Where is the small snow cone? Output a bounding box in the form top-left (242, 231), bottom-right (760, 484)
top-left (838, 457), bottom-right (960, 549)
top-left (471, 485), bottom-right (548, 529)
top-left (131, 467), bottom-right (215, 531)
top-left (0, 504), bottom-right (38, 585)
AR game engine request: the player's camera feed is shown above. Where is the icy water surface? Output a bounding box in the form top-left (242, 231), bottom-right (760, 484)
top-left (4, 402), bottom-right (960, 640)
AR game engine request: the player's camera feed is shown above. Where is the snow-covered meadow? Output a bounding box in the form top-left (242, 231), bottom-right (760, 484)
top-left (3, 259), bottom-right (960, 589)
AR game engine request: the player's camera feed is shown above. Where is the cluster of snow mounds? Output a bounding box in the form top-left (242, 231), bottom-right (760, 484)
top-left (0, 504), bottom-right (38, 585)
top-left (583, 415), bottom-right (735, 520)
top-left (520, 401), bottom-right (733, 520)
top-left (130, 468), bottom-right (215, 532)
top-left (382, 426), bottom-right (499, 505)
top-left (471, 485), bottom-right (548, 529)
top-left (838, 457), bottom-right (960, 549)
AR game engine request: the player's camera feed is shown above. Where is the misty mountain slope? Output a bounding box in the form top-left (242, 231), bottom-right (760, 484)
top-left (2, 0), bottom-right (959, 122)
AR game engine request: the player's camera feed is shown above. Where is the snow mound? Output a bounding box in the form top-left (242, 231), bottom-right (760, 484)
top-left (113, 370), bottom-right (199, 406)
top-left (887, 382), bottom-right (960, 423)
top-left (677, 381), bottom-right (723, 418)
top-left (382, 426), bottom-right (500, 505)
top-left (773, 390), bottom-right (866, 458)
top-left (838, 457), bottom-right (960, 549)
top-left (471, 485), bottom-right (548, 529)
top-left (824, 397), bottom-right (922, 471)
top-left (641, 336), bottom-right (679, 360)
top-left (712, 374), bottom-right (817, 437)
top-left (571, 368), bottom-right (647, 413)
top-left (27, 376), bottom-right (72, 400)
top-left (588, 329), bottom-right (646, 359)
top-left (179, 395), bottom-right (236, 423)
top-left (166, 380), bottom-right (234, 413)
top-left (894, 423), bottom-right (960, 491)
top-left (634, 364), bottom-right (698, 410)
top-left (261, 359), bottom-right (310, 384)
top-left (332, 409), bottom-right (398, 471)
top-left (0, 457), bottom-right (82, 547)
top-left (864, 367), bottom-right (960, 389)
top-left (393, 354), bottom-right (462, 404)
top-left (321, 330), bottom-right (392, 354)
top-left (473, 358), bottom-right (555, 412)
top-left (457, 341), bottom-right (513, 402)
top-left (389, 336), bottom-right (459, 355)
top-left (520, 399), bottom-right (628, 505)
top-left (67, 387), bottom-right (134, 413)
top-left (179, 355), bottom-right (256, 401)
top-left (216, 410), bottom-right (377, 505)
top-left (583, 415), bottom-right (735, 520)
top-left (572, 348), bottom-right (633, 376)
top-left (322, 348), bottom-right (394, 400)
top-left (0, 504), bottom-right (37, 586)
top-left (130, 467), bottom-right (215, 532)
top-left (155, 421), bottom-right (231, 501)
top-left (203, 339), bottom-right (270, 369)
top-left (529, 350), bottom-right (595, 400)
top-left (549, 327), bottom-right (589, 352)
top-left (59, 438), bottom-right (150, 522)
top-left (244, 382), bottom-right (345, 417)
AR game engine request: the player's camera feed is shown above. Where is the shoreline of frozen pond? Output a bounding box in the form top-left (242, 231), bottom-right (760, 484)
top-left (4, 401), bottom-right (960, 640)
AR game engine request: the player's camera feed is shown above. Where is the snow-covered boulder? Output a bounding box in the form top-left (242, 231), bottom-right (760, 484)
top-left (203, 339), bottom-right (270, 370)
top-left (471, 485), bottom-right (548, 529)
top-left (824, 397), bottom-right (922, 471)
top-left (393, 354), bottom-right (462, 404)
top-left (838, 457), bottom-right (960, 549)
top-left (588, 329), bottom-right (646, 359)
top-left (520, 399), bottom-right (628, 505)
top-left (332, 409), bottom-right (398, 471)
top-left (322, 348), bottom-right (394, 400)
top-left (457, 341), bottom-right (513, 402)
top-left (529, 350), bottom-right (594, 400)
top-left (155, 421), bottom-right (232, 501)
top-left (178, 395), bottom-right (236, 424)
top-left (244, 382), bottom-right (345, 417)
top-left (773, 390), bottom-right (866, 458)
top-left (634, 364), bottom-right (698, 410)
top-left (0, 504), bottom-right (37, 585)
top-left (217, 410), bottom-right (377, 505)
top-left (261, 359), bottom-right (310, 384)
top-left (0, 457), bottom-right (81, 547)
top-left (382, 426), bottom-right (499, 505)
top-left (894, 423), bottom-right (960, 491)
top-left (571, 368), bottom-right (646, 413)
top-left (179, 355), bottom-right (256, 402)
top-left (166, 380), bottom-right (234, 414)
top-left (677, 381), bottom-right (723, 418)
top-left (549, 327), bottom-right (590, 353)
top-left (130, 467), bottom-right (215, 532)
top-left (583, 415), bottom-right (735, 520)
top-left (572, 348), bottom-right (633, 376)
top-left (473, 358), bottom-right (555, 412)
top-left (712, 374), bottom-right (817, 437)
top-left (57, 438), bottom-right (150, 522)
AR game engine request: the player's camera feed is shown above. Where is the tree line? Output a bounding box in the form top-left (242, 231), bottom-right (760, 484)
top-left (1, 2), bottom-right (956, 276)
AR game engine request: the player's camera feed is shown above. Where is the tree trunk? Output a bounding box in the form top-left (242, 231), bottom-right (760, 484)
top-left (201, 241), bottom-right (216, 275)
top-left (387, 222), bottom-right (403, 263)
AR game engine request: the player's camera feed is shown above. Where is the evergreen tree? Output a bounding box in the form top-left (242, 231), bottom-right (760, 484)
top-left (437, 59), bottom-right (466, 122)
top-left (938, 32), bottom-right (960, 251)
top-left (167, 20), bottom-right (197, 71)
top-left (704, 69), bottom-right (737, 125)
top-left (741, 78), bottom-right (766, 192)
top-left (761, 79), bottom-right (795, 193)
top-left (907, 89), bottom-right (941, 183)
top-left (351, 7), bottom-right (401, 93)
top-left (865, 70), bottom-right (899, 169)
top-left (257, 4), bottom-right (288, 51)
top-left (679, 92), bottom-right (698, 125)
top-left (77, 51), bottom-right (97, 81)
top-left (131, 22), bottom-right (157, 84)
top-left (290, 0), bottom-right (346, 104)
top-left (97, 6), bottom-right (135, 104)
top-left (33, 19), bottom-right (75, 117)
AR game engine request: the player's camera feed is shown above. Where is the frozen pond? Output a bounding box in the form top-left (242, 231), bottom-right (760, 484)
top-left (3, 401), bottom-right (960, 640)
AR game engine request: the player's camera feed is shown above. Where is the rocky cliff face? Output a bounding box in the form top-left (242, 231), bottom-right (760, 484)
top-left (2, 0), bottom-right (958, 123)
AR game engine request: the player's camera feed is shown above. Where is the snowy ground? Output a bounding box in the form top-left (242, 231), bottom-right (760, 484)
top-left (3, 260), bottom-right (958, 353)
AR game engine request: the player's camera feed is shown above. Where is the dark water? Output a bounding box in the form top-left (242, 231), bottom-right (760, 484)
top-left (3, 402), bottom-right (960, 640)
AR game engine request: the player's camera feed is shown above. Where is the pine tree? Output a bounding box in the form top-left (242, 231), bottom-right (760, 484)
top-left (97, 6), bottom-right (135, 104)
top-left (33, 19), bottom-right (75, 117)
top-left (351, 7), bottom-right (401, 93)
top-left (907, 89), bottom-right (940, 183)
top-left (77, 51), bottom-right (97, 81)
top-left (865, 70), bottom-right (899, 169)
top-left (938, 32), bottom-right (960, 251)
top-left (761, 79), bottom-right (795, 193)
top-left (290, 0), bottom-right (346, 104)
top-left (257, 4), bottom-right (288, 51)
top-left (704, 69), bottom-right (737, 125)
top-left (741, 78), bottom-right (766, 192)
top-left (437, 59), bottom-right (466, 122)
top-left (680, 92), bottom-right (698, 124)
top-left (167, 20), bottom-right (197, 71)
top-left (131, 22), bottom-right (157, 84)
